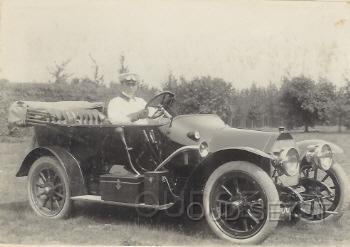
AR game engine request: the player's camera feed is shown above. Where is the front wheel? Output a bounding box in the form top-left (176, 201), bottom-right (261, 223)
top-left (203, 161), bottom-right (280, 245)
top-left (299, 163), bottom-right (350, 223)
top-left (27, 156), bottom-right (71, 219)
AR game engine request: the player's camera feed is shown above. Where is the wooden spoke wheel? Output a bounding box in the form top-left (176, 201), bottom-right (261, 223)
top-left (203, 161), bottom-right (280, 244)
top-left (28, 156), bottom-right (71, 219)
top-left (299, 163), bottom-right (349, 222)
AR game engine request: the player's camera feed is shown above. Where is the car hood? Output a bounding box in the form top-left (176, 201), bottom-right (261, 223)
top-left (159, 114), bottom-right (282, 153)
top-left (159, 114), bottom-right (226, 145)
top-left (209, 127), bottom-right (280, 153)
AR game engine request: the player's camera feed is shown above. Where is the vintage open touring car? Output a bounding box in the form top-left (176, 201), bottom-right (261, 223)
top-left (8, 91), bottom-right (350, 244)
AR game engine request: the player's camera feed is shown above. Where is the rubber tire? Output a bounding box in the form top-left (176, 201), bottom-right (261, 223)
top-left (27, 156), bottom-right (71, 219)
top-left (203, 161), bottom-right (281, 245)
top-left (301, 163), bottom-right (350, 223)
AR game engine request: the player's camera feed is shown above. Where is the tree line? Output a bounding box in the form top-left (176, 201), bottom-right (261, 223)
top-left (42, 56), bottom-right (350, 132)
top-left (2, 55), bottom-right (350, 133)
top-left (163, 74), bottom-right (350, 132)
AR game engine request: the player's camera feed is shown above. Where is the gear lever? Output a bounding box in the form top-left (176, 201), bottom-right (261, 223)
top-left (115, 127), bottom-right (140, 175)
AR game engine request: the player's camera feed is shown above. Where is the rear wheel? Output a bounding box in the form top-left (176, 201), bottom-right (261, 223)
top-left (28, 156), bottom-right (71, 219)
top-left (203, 161), bottom-right (280, 244)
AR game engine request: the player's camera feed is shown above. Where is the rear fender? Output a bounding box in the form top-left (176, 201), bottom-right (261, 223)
top-left (184, 147), bottom-right (273, 194)
top-left (16, 146), bottom-right (87, 196)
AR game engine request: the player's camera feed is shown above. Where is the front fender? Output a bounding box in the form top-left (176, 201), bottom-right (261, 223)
top-left (296, 139), bottom-right (344, 158)
top-left (16, 146), bottom-right (87, 196)
top-left (183, 147), bottom-right (273, 194)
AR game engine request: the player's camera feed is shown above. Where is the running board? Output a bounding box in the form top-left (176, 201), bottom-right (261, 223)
top-left (71, 195), bottom-right (174, 210)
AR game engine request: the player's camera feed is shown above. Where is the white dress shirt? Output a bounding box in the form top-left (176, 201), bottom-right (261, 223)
top-left (107, 93), bottom-right (148, 125)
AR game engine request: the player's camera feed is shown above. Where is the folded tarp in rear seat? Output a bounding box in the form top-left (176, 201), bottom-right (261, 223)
top-left (8, 101), bottom-right (106, 128)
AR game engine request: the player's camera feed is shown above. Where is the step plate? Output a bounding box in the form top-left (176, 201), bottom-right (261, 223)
top-left (71, 195), bottom-right (174, 210)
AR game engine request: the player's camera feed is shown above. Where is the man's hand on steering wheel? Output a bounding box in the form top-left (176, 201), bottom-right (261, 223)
top-left (128, 108), bottom-right (149, 122)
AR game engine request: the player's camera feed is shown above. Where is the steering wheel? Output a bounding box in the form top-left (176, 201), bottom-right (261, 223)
top-left (145, 91), bottom-right (175, 119)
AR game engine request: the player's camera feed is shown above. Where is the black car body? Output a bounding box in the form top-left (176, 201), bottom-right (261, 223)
top-left (10, 92), bottom-right (349, 244)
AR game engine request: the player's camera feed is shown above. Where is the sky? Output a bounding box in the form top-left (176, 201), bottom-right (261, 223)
top-left (0, 0), bottom-right (349, 89)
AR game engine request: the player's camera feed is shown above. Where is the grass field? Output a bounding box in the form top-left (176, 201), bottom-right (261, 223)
top-left (0, 132), bottom-right (350, 245)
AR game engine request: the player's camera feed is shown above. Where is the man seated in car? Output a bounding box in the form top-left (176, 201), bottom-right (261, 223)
top-left (108, 72), bottom-right (149, 125)
top-left (107, 72), bottom-right (161, 172)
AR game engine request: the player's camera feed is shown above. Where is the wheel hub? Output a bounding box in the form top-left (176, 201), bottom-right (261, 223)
top-left (43, 182), bottom-right (54, 196)
top-left (302, 178), bottom-right (332, 198)
top-left (44, 187), bottom-right (51, 194)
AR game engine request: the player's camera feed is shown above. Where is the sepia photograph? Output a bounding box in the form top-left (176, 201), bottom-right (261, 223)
top-left (1, 0), bottom-right (350, 245)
